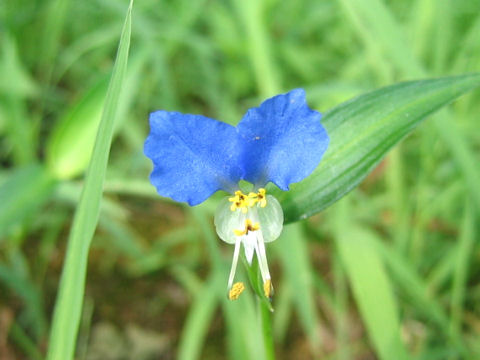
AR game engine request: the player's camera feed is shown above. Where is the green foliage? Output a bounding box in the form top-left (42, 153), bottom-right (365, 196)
top-left (277, 74), bottom-right (480, 223)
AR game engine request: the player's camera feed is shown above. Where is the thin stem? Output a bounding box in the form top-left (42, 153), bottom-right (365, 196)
top-left (258, 298), bottom-right (276, 360)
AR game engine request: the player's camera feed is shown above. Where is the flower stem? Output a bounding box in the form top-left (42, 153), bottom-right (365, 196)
top-left (258, 298), bottom-right (276, 360)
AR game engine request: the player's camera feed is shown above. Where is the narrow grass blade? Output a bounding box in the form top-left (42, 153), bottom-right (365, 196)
top-left (1, 97), bottom-right (35, 166)
top-left (0, 34), bottom-right (38, 97)
top-left (9, 321), bottom-right (44, 360)
top-left (274, 224), bottom-right (321, 355)
top-left (338, 0), bottom-right (424, 76)
top-left (40, 0), bottom-right (70, 69)
top-left (0, 262), bottom-right (47, 339)
top-left (232, 0), bottom-right (279, 97)
top-left (374, 235), bottom-right (468, 355)
top-left (222, 301), bottom-right (251, 360)
top-left (177, 274), bottom-right (221, 360)
top-left (222, 287), bottom-right (267, 360)
top-left (0, 35), bottom-right (38, 164)
top-left (450, 201), bottom-right (475, 337)
top-left (276, 74), bottom-right (480, 223)
top-left (336, 227), bottom-right (410, 360)
top-left (272, 279), bottom-right (292, 344)
top-left (333, 253), bottom-right (351, 360)
top-left (338, 0), bottom-right (480, 215)
top-left (0, 164), bottom-right (56, 240)
top-left (46, 2), bottom-right (133, 359)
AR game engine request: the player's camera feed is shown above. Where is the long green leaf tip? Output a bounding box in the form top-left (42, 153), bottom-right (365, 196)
top-left (45, 1), bottom-right (133, 359)
top-left (276, 73), bottom-right (480, 223)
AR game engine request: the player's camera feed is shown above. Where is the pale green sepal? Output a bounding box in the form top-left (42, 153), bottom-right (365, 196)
top-left (257, 195), bottom-right (283, 243)
top-left (214, 197), bottom-right (245, 244)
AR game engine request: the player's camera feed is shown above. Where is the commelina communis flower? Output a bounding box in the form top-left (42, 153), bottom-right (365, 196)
top-left (144, 89), bottom-right (329, 300)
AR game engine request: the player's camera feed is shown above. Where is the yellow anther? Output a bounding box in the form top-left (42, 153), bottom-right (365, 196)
top-left (233, 219), bottom-right (260, 236)
top-left (263, 279), bottom-right (273, 299)
top-left (256, 188), bottom-right (267, 208)
top-left (228, 282), bottom-right (245, 300)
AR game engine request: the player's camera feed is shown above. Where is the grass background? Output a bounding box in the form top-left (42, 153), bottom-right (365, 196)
top-left (1, 0), bottom-right (479, 359)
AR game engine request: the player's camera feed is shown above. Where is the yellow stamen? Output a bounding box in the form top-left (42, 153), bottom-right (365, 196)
top-left (233, 219), bottom-right (260, 236)
top-left (228, 282), bottom-right (245, 300)
top-left (257, 188), bottom-right (267, 208)
top-left (263, 279), bottom-right (273, 299)
top-left (228, 191), bottom-right (248, 212)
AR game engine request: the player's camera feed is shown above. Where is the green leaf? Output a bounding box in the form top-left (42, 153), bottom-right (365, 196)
top-left (276, 74), bottom-right (480, 223)
top-left (45, 1), bottom-right (133, 359)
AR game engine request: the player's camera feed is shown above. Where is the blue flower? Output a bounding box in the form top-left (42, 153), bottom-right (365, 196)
top-left (144, 89), bottom-right (329, 300)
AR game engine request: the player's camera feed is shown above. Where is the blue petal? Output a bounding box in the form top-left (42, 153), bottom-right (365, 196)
top-left (237, 89), bottom-right (329, 190)
top-left (144, 111), bottom-right (242, 205)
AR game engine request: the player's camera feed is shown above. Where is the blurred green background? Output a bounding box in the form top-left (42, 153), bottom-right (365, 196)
top-left (1, 0), bottom-right (480, 359)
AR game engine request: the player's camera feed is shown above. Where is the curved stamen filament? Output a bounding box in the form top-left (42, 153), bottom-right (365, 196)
top-left (255, 229), bottom-right (273, 299)
top-left (227, 236), bottom-right (242, 291)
